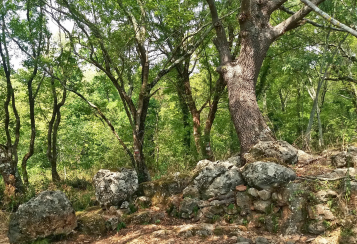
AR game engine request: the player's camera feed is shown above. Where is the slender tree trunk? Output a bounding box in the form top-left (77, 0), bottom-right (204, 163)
top-left (177, 90), bottom-right (191, 150)
top-left (47, 77), bottom-right (66, 182)
top-left (21, 75), bottom-right (38, 184)
top-left (202, 77), bottom-right (225, 160)
top-left (0, 17), bottom-right (24, 194)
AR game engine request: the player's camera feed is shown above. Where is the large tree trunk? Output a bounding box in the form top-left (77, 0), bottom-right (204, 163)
top-left (224, 29), bottom-right (275, 158)
top-left (207, 0), bottom-right (325, 163)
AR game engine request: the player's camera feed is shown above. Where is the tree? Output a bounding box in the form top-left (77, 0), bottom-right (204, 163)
top-left (0, 3), bottom-right (24, 195)
top-left (206, 0), bottom-right (357, 163)
top-left (10, 0), bottom-right (48, 184)
top-left (46, 0), bottom-right (212, 182)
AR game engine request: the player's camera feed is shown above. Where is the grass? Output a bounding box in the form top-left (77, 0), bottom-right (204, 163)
top-left (0, 167), bottom-right (97, 212)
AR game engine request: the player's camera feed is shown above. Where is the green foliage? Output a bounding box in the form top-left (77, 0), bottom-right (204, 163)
top-left (116, 222), bottom-right (126, 232)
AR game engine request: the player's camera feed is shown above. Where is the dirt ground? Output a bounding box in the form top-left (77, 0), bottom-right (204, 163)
top-left (0, 153), bottom-right (351, 244)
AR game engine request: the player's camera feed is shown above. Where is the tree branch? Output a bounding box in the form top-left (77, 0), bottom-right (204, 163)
top-left (300, 0), bottom-right (357, 38)
top-left (273, 0), bottom-right (325, 38)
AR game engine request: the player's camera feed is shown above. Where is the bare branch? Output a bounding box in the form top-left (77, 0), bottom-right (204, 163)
top-left (279, 6), bottom-right (345, 32)
top-left (273, 0), bottom-right (325, 38)
top-left (300, 0), bottom-right (357, 38)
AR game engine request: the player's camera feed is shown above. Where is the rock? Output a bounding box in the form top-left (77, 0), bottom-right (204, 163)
top-left (193, 161), bottom-right (244, 199)
top-left (242, 162), bottom-right (296, 190)
top-left (183, 160), bottom-right (244, 200)
top-left (331, 151), bottom-right (357, 168)
top-left (202, 206), bottom-right (224, 219)
top-left (236, 192), bottom-right (252, 216)
top-left (175, 223), bottom-right (214, 237)
top-left (253, 200), bottom-right (272, 213)
top-left (120, 201), bottom-right (130, 209)
top-left (93, 168), bottom-right (138, 209)
top-left (255, 236), bottom-right (270, 244)
top-left (105, 217), bottom-right (119, 231)
top-left (183, 185), bottom-right (200, 198)
top-left (8, 191), bottom-right (77, 244)
top-left (237, 236), bottom-right (252, 243)
top-left (307, 204), bottom-right (335, 220)
top-left (308, 221), bottom-right (326, 234)
top-left (123, 210), bottom-right (165, 225)
top-left (297, 150), bottom-right (316, 164)
top-left (247, 140), bottom-right (298, 165)
top-left (315, 190), bottom-right (338, 202)
top-left (247, 188), bottom-right (259, 198)
top-left (179, 198), bottom-right (199, 219)
top-left (317, 168), bottom-right (356, 180)
top-left (258, 189), bottom-right (271, 200)
top-left (135, 196), bottom-right (151, 209)
top-left (227, 156), bottom-right (242, 167)
top-left (280, 183), bottom-right (306, 235)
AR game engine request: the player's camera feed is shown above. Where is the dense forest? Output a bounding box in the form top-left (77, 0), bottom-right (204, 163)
top-left (1, 0), bottom-right (357, 204)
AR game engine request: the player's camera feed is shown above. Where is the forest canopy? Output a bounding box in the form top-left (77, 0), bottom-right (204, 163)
top-left (1, 0), bottom-right (357, 195)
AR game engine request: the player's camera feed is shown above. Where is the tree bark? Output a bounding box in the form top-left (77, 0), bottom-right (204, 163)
top-left (207, 0), bottom-right (326, 163)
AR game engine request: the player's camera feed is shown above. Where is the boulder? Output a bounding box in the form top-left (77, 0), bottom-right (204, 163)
top-left (247, 140), bottom-right (298, 165)
top-left (185, 160), bottom-right (244, 200)
top-left (331, 150), bottom-right (357, 168)
top-left (93, 168), bottom-right (138, 209)
top-left (8, 191), bottom-right (77, 244)
top-left (241, 162), bottom-right (296, 190)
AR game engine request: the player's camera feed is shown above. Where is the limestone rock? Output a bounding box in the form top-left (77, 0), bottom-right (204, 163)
top-left (280, 183), bottom-right (306, 235)
top-left (331, 149), bottom-right (357, 168)
top-left (242, 161), bottom-right (296, 190)
top-left (308, 221), bottom-right (326, 234)
top-left (8, 191), bottom-right (77, 244)
top-left (236, 192), bottom-right (252, 216)
top-left (255, 236), bottom-right (270, 244)
top-left (253, 200), bottom-right (272, 213)
top-left (183, 185), bottom-right (200, 198)
top-left (135, 196), bottom-right (151, 209)
top-left (258, 189), bottom-right (271, 200)
top-left (315, 190), bottom-right (338, 203)
top-left (247, 140), bottom-right (298, 165)
top-left (202, 166), bottom-right (244, 199)
top-left (247, 188), bottom-right (259, 198)
top-left (123, 210), bottom-right (165, 225)
top-left (184, 160), bottom-right (244, 200)
top-left (227, 156), bottom-right (242, 167)
top-left (297, 150), bottom-right (316, 164)
top-left (93, 168), bottom-right (138, 209)
top-left (179, 198), bottom-right (199, 219)
top-left (308, 204), bottom-right (335, 220)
